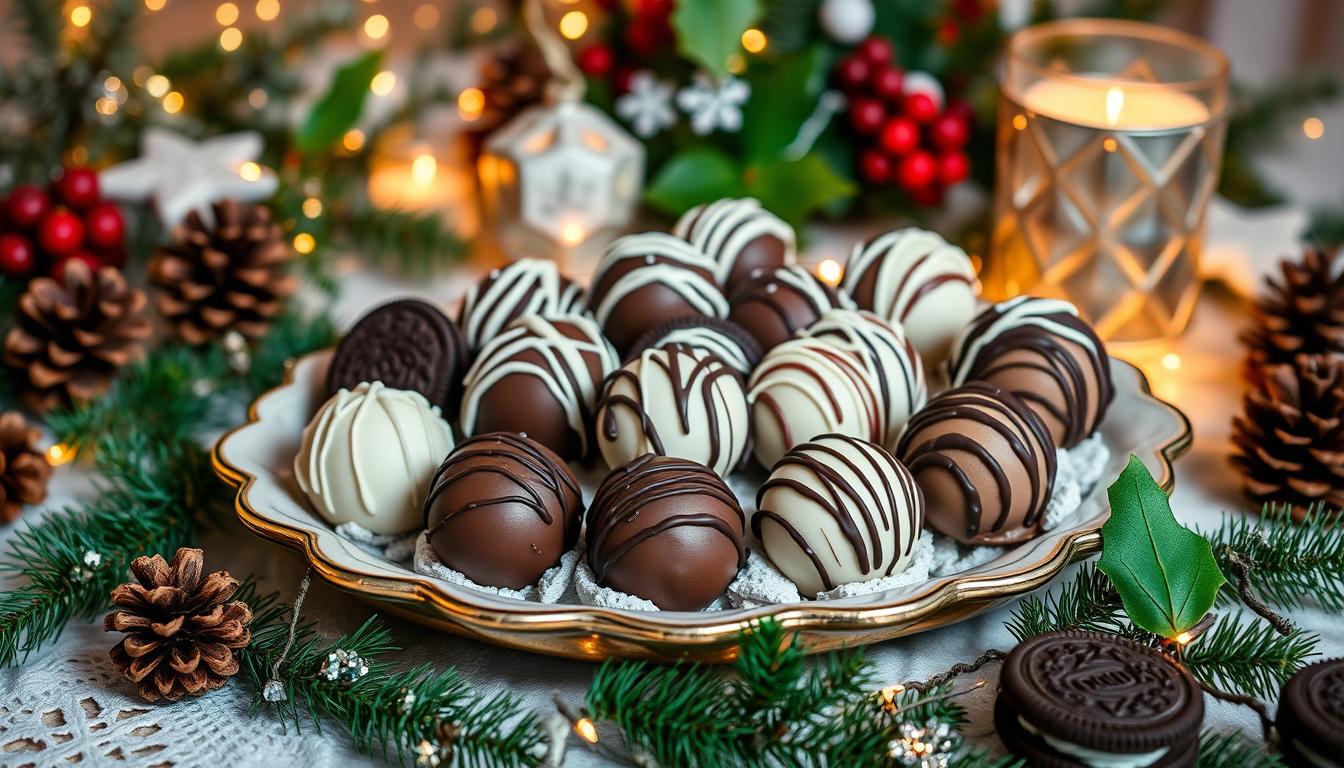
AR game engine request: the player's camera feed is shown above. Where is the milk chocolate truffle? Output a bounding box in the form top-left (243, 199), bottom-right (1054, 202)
top-left (587, 232), bottom-right (728, 353)
top-left (948, 296), bottom-right (1114, 449)
top-left (728, 264), bottom-right (844, 352)
top-left (423, 432), bottom-right (582, 589)
top-left (754, 434), bottom-right (924, 597)
top-left (674, 197), bottom-right (797, 290)
top-left (326, 299), bottom-right (465, 411)
top-left (747, 338), bottom-right (884, 469)
top-left (896, 382), bottom-right (1056, 545)
top-left (457, 258), bottom-right (585, 354)
top-left (597, 344), bottom-right (750, 476)
top-left (841, 228), bottom-right (976, 364)
top-left (798, 308), bottom-right (926, 446)
top-left (460, 314), bottom-right (619, 461)
top-left (626, 315), bottom-right (762, 377)
top-left (586, 454), bottom-right (747, 610)
top-left (295, 381), bottom-right (454, 535)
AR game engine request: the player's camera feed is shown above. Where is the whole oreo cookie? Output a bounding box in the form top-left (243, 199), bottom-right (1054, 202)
top-left (996, 630), bottom-right (1204, 768)
top-left (1276, 658), bottom-right (1344, 768)
top-left (327, 299), bottom-right (465, 411)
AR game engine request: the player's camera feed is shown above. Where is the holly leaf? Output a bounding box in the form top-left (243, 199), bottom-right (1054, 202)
top-left (741, 45), bottom-right (829, 163)
top-left (296, 50), bottom-right (383, 154)
top-left (644, 148), bottom-right (744, 216)
top-left (744, 152), bottom-right (855, 227)
top-left (670, 0), bottom-right (762, 78)
top-left (1098, 455), bottom-right (1226, 638)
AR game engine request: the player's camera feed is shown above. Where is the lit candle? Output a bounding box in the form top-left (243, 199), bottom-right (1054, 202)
top-left (1020, 79), bottom-right (1209, 131)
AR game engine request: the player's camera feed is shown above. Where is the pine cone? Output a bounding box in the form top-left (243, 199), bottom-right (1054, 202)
top-left (3, 261), bottom-right (151, 413)
top-left (472, 42), bottom-right (551, 131)
top-left (1242, 248), bottom-right (1344, 379)
top-left (0, 411), bottom-right (51, 524)
top-left (150, 200), bottom-right (298, 346)
top-left (104, 548), bottom-right (252, 703)
top-left (1231, 355), bottom-right (1344, 518)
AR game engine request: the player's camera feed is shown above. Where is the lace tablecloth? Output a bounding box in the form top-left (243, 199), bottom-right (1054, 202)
top-left (4, 201), bottom-right (1341, 767)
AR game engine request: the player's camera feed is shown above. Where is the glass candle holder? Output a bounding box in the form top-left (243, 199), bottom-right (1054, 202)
top-left (985, 19), bottom-right (1229, 341)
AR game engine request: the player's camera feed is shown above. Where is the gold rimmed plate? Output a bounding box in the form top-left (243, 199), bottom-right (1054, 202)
top-left (212, 350), bottom-right (1190, 662)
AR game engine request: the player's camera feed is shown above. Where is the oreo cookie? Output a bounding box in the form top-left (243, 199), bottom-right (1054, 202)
top-left (996, 630), bottom-right (1203, 768)
top-left (625, 315), bottom-right (762, 377)
top-left (326, 299), bottom-right (465, 411)
top-left (1276, 658), bottom-right (1344, 768)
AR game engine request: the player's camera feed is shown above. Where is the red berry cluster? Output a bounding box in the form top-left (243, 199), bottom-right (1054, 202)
top-left (833, 37), bottom-right (972, 205)
top-left (0, 167), bottom-right (126, 282)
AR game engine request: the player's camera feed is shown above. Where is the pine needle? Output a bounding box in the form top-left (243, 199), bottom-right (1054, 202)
top-left (1180, 613), bottom-right (1318, 699)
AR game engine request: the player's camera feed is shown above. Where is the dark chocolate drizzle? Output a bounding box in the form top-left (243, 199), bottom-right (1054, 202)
top-left (751, 342), bottom-right (883, 444)
top-left (803, 311), bottom-right (923, 440)
top-left (894, 251), bottom-right (974, 322)
top-left (728, 265), bottom-right (836, 340)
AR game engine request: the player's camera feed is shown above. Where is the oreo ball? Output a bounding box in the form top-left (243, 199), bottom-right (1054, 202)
top-left (674, 197), bottom-right (797, 291)
top-left (457, 258), bottom-right (585, 354)
top-left (728, 264), bottom-right (844, 352)
top-left (626, 315), bottom-right (762, 378)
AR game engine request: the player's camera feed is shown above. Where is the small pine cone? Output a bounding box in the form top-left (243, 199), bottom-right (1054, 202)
top-left (3, 261), bottom-right (152, 413)
top-left (104, 548), bottom-right (252, 703)
top-left (150, 200), bottom-right (298, 346)
top-left (0, 411), bottom-right (51, 523)
top-left (1231, 354), bottom-right (1344, 519)
top-left (1242, 247), bottom-right (1344, 379)
top-left (472, 42), bottom-right (551, 131)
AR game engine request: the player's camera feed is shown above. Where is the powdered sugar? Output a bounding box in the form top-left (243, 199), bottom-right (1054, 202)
top-left (412, 533), bottom-right (578, 604)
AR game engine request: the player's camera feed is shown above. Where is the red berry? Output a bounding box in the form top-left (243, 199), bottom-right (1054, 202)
top-left (938, 151), bottom-right (971, 186)
top-left (859, 149), bottom-right (892, 184)
top-left (626, 20), bottom-right (662, 57)
top-left (938, 19), bottom-right (960, 46)
top-left (857, 37), bottom-right (893, 66)
top-left (39, 209), bottom-right (85, 254)
top-left (834, 56), bottom-right (870, 90)
top-left (930, 113), bottom-right (970, 150)
top-left (879, 116), bottom-right (921, 155)
top-left (577, 44), bottom-right (615, 78)
top-left (51, 251), bottom-right (102, 282)
top-left (849, 98), bottom-right (886, 135)
top-left (0, 234), bottom-right (35, 277)
top-left (6, 185), bottom-right (50, 229)
top-left (873, 66), bottom-right (905, 102)
top-left (903, 92), bottom-right (940, 123)
top-left (635, 0), bottom-right (672, 17)
top-left (946, 98), bottom-right (975, 124)
top-left (897, 150), bottom-right (937, 190)
top-left (85, 201), bottom-right (126, 249)
top-left (55, 167), bottom-right (100, 209)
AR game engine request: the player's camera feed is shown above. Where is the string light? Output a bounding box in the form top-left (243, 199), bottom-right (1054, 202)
top-left (558, 10), bottom-right (588, 40)
top-left (1161, 353), bottom-right (1181, 371)
top-left (302, 197), bottom-right (323, 218)
top-left (457, 87), bottom-right (485, 121)
top-left (817, 258), bottom-right (842, 286)
top-left (363, 13), bottom-right (389, 40)
top-left (573, 718), bottom-right (598, 744)
top-left (248, 88), bottom-right (268, 109)
top-left (70, 4), bottom-right (93, 27)
top-left (342, 129), bottom-right (365, 152)
top-left (470, 6), bottom-right (498, 34)
top-left (561, 221), bottom-right (586, 245)
top-left (239, 161), bottom-right (261, 181)
top-left (414, 3), bottom-right (439, 30)
top-left (104, 75), bottom-right (122, 92)
top-left (293, 233), bottom-right (316, 254)
top-left (220, 27), bottom-right (243, 52)
top-left (162, 91), bottom-right (184, 114)
top-left (145, 0), bottom-right (166, 10)
top-left (1174, 631), bottom-right (1193, 647)
top-left (255, 0), bottom-right (279, 21)
top-left (216, 2), bottom-right (239, 25)
top-left (146, 74), bottom-right (171, 97)
top-left (47, 443), bottom-right (75, 466)
top-left (1304, 117), bottom-right (1325, 140)
top-left (1012, 114), bottom-right (1027, 131)
top-left (727, 54), bottom-right (746, 75)
top-left (370, 70), bottom-right (396, 96)
top-left (741, 28), bottom-right (767, 54)
top-left (411, 154), bottom-right (437, 186)
top-left (96, 97), bottom-right (119, 115)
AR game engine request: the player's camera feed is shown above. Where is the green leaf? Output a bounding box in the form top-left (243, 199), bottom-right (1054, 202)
top-left (671, 0), bottom-right (762, 78)
top-left (296, 50), bottom-right (383, 154)
top-left (744, 152), bottom-right (855, 227)
top-left (741, 45), bottom-right (830, 163)
top-left (1098, 455), bottom-right (1226, 638)
top-left (644, 148), bottom-right (744, 216)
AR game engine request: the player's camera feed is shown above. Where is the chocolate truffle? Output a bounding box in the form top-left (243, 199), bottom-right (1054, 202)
top-left (1277, 659), bottom-right (1344, 768)
top-left (626, 315), bottom-right (762, 377)
top-left (459, 314), bottom-right (619, 461)
top-left (587, 232), bottom-right (728, 353)
top-left (295, 381), bottom-right (454, 535)
top-left (597, 344), bottom-right (750, 476)
top-left (586, 454), bottom-right (747, 610)
top-left (798, 308), bottom-right (926, 447)
top-left (674, 197), bottom-right (797, 290)
top-left (754, 434), bottom-right (924, 597)
top-left (948, 296), bottom-right (1115, 448)
top-left (896, 382), bottom-right (1056, 545)
top-left (746, 338), bottom-right (884, 469)
top-left (326, 299), bottom-right (465, 411)
top-left (841, 228), bottom-right (976, 364)
top-left (728, 264), bottom-right (844, 352)
top-left (457, 258), bottom-right (585, 354)
top-left (423, 432), bottom-right (582, 589)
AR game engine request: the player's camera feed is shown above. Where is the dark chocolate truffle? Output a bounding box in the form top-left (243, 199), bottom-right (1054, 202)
top-left (424, 432), bottom-right (582, 589)
top-left (586, 454), bottom-right (747, 610)
top-left (459, 314), bottom-right (619, 461)
top-left (1277, 658), bottom-right (1344, 768)
top-left (326, 299), bottom-right (465, 411)
top-left (896, 382), bottom-right (1056, 545)
top-left (949, 296), bottom-right (1114, 449)
top-left (587, 232), bottom-right (727, 353)
top-left (728, 264), bottom-right (844, 352)
top-left (457, 258), bottom-right (585, 354)
top-left (626, 315), bottom-right (762, 377)
top-left (673, 198), bottom-right (797, 290)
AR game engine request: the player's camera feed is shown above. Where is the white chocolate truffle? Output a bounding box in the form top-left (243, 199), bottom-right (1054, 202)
top-left (596, 344), bottom-right (750, 476)
top-left (799, 308), bottom-right (927, 447)
top-left (674, 198), bottom-right (797, 289)
top-left (457, 258), bottom-right (585, 353)
top-left (746, 338), bottom-right (884, 469)
top-left (841, 228), bottom-right (976, 364)
top-left (753, 434), bottom-right (924, 597)
top-left (627, 316), bottom-right (762, 377)
top-left (294, 381), bottom-right (454, 535)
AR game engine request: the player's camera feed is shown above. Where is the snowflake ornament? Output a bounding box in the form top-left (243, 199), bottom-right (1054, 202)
top-left (676, 73), bottom-right (751, 136)
top-left (319, 648), bottom-right (369, 684)
top-left (616, 71), bottom-right (677, 138)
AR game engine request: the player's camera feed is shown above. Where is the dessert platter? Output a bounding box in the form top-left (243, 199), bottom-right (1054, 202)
top-left (213, 198), bottom-right (1191, 661)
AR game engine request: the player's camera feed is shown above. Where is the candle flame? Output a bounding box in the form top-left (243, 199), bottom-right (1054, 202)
top-left (1105, 87), bottom-right (1124, 127)
top-left (561, 221), bottom-right (586, 246)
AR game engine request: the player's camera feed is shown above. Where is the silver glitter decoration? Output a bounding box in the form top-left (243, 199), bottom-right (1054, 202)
top-left (318, 649), bottom-right (369, 684)
top-left (887, 718), bottom-right (961, 768)
top-left (71, 550), bottom-right (102, 582)
top-left (262, 680), bottom-right (287, 702)
top-left (414, 739), bottom-right (441, 767)
top-left (400, 689), bottom-right (417, 714)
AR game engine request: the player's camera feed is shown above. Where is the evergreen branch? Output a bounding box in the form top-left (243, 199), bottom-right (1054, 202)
top-left (1221, 73), bottom-right (1341, 207)
top-left (1304, 201), bottom-right (1344, 247)
top-left (1180, 613), bottom-right (1318, 699)
top-left (1006, 562), bottom-right (1126, 641)
top-left (1197, 731), bottom-right (1286, 768)
top-left (1205, 506), bottom-right (1344, 612)
top-left (341, 206), bottom-right (469, 277)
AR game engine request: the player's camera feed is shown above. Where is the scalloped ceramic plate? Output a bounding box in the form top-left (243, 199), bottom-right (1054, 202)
top-left (213, 350), bottom-right (1190, 662)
